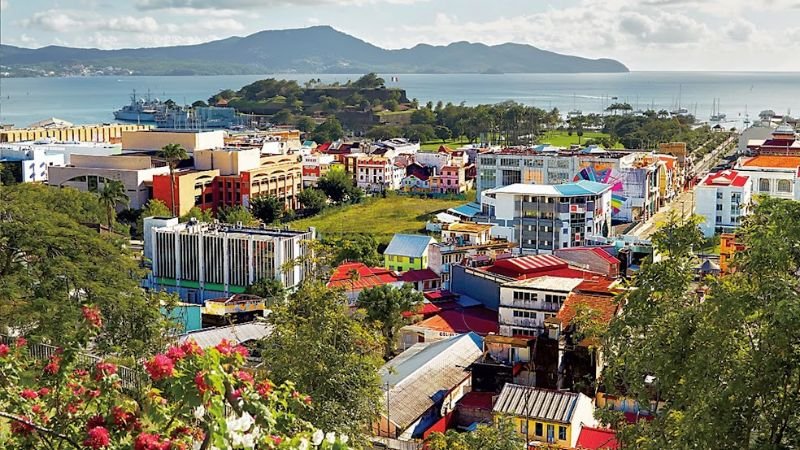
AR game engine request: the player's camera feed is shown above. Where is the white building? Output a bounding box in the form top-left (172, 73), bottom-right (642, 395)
top-left (301, 153), bottom-right (336, 187)
top-left (371, 138), bottom-right (420, 157)
top-left (0, 138), bottom-right (122, 164)
top-left (498, 276), bottom-right (582, 337)
top-left (356, 156), bottom-right (404, 192)
top-left (735, 155), bottom-right (800, 201)
top-left (481, 180), bottom-right (613, 254)
top-left (143, 217), bottom-right (315, 303)
top-left (694, 170), bottom-right (752, 237)
top-left (0, 146), bottom-right (64, 182)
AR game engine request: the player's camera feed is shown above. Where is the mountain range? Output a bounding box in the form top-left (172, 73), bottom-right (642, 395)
top-left (0, 26), bottom-right (628, 76)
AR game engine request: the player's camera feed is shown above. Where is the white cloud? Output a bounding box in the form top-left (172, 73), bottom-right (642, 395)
top-left (23, 10), bottom-right (161, 34)
top-left (619, 11), bottom-right (709, 45)
top-left (723, 19), bottom-right (758, 43)
top-left (0, 0), bottom-right (8, 11)
top-left (135, 0), bottom-right (426, 9)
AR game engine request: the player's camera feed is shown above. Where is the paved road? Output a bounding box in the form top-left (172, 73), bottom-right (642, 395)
top-left (627, 135), bottom-right (738, 240)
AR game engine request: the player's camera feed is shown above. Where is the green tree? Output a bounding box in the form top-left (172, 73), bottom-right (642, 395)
top-left (410, 108), bottom-right (436, 125)
top-left (318, 170), bottom-right (358, 204)
top-left (295, 116), bottom-right (317, 133)
top-left (357, 283), bottom-right (424, 358)
top-left (602, 203), bottom-right (800, 448)
top-left (246, 277), bottom-right (285, 306)
top-left (0, 184), bottom-right (172, 358)
top-left (249, 195), bottom-right (284, 224)
top-left (191, 99), bottom-right (208, 107)
top-left (435, 125), bottom-right (452, 143)
top-left (383, 99), bottom-right (399, 112)
top-left (132, 199), bottom-right (171, 238)
top-left (324, 234), bottom-right (382, 267)
top-left (97, 179), bottom-right (129, 228)
top-left (311, 118), bottom-right (345, 144)
top-left (366, 125), bottom-right (402, 141)
top-left (297, 188), bottom-right (327, 215)
top-left (158, 143), bottom-right (189, 216)
top-left (217, 205), bottom-right (258, 226)
top-left (427, 419), bottom-right (524, 450)
top-left (403, 124), bottom-right (436, 143)
top-left (351, 73), bottom-right (385, 89)
top-left (180, 206), bottom-right (214, 223)
top-left (271, 109), bottom-right (293, 125)
top-left (260, 281), bottom-right (383, 440)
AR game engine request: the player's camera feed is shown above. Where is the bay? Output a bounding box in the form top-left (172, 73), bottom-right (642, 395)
top-left (0, 72), bottom-right (798, 128)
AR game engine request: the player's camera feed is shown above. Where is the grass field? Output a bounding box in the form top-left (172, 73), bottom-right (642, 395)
top-left (420, 138), bottom-right (471, 151)
top-left (539, 131), bottom-right (624, 148)
top-left (290, 193), bottom-right (474, 244)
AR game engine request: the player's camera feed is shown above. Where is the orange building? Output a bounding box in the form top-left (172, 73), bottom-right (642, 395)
top-left (719, 233), bottom-right (745, 273)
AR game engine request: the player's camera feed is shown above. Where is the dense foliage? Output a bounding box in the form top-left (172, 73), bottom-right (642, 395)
top-left (0, 184), bottom-right (172, 358)
top-left (603, 198), bottom-right (800, 448)
top-left (0, 307), bottom-right (352, 449)
top-left (426, 420), bottom-right (524, 450)
top-left (357, 284), bottom-right (424, 358)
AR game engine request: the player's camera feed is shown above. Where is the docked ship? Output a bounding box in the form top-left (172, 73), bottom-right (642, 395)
top-left (113, 90), bottom-right (166, 123)
top-left (156, 106), bottom-right (250, 129)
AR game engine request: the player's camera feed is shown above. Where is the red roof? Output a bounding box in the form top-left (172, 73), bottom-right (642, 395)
top-left (556, 293), bottom-right (619, 329)
top-left (399, 268), bottom-right (440, 283)
top-left (741, 155), bottom-right (800, 169)
top-left (457, 391), bottom-right (495, 410)
top-left (424, 290), bottom-right (459, 302)
top-left (413, 307), bottom-right (498, 335)
top-left (576, 426), bottom-right (618, 449)
top-left (485, 254), bottom-right (569, 278)
top-left (316, 142), bottom-right (331, 152)
top-left (556, 247), bottom-right (620, 266)
top-left (327, 262), bottom-right (398, 290)
top-left (702, 170), bottom-right (749, 188)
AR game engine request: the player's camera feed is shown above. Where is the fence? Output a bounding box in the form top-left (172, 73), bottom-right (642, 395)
top-left (0, 335), bottom-right (143, 392)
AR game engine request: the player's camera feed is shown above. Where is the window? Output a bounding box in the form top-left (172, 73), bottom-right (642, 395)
top-left (716, 215), bottom-right (723, 223)
top-left (547, 424), bottom-right (555, 443)
top-left (716, 192), bottom-right (723, 200)
top-left (558, 426), bottom-right (567, 441)
top-left (535, 422), bottom-right (543, 437)
top-left (777, 179), bottom-right (792, 193)
top-left (518, 420), bottom-right (527, 434)
top-left (716, 204), bottom-right (723, 211)
top-left (500, 158), bottom-right (520, 167)
top-left (409, 257), bottom-right (416, 264)
top-left (502, 169), bottom-right (521, 185)
top-left (759, 179), bottom-right (770, 192)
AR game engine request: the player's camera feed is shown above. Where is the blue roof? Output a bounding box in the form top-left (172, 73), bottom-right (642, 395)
top-left (384, 234), bottom-right (436, 258)
top-left (554, 180), bottom-right (612, 196)
top-left (448, 202), bottom-right (482, 218)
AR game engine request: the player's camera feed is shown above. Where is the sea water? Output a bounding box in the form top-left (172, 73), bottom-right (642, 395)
top-left (1, 72), bottom-right (798, 127)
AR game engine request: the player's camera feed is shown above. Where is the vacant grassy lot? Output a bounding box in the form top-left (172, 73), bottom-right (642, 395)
top-left (540, 131), bottom-right (624, 148)
top-left (420, 138), bottom-right (471, 151)
top-left (290, 193), bottom-right (474, 244)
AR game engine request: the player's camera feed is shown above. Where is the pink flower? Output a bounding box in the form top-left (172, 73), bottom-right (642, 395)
top-left (82, 305), bottom-right (103, 328)
top-left (87, 389), bottom-right (101, 399)
top-left (0, 344), bottom-right (10, 357)
top-left (84, 426), bottom-right (111, 449)
top-left (194, 371), bottom-right (210, 395)
top-left (144, 354), bottom-right (174, 381)
top-left (180, 340), bottom-right (203, 356)
top-left (73, 368), bottom-right (89, 378)
top-left (10, 416), bottom-right (34, 436)
top-left (15, 337), bottom-right (27, 348)
top-left (231, 388), bottom-right (242, 399)
top-left (214, 339), bottom-right (234, 356)
top-left (271, 436), bottom-right (283, 445)
top-left (37, 388), bottom-right (50, 397)
top-left (86, 415), bottom-right (106, 431)
top-left (94, 361), bottom-right (118, 381)
top-left (111, 406), bottom-right (136, 430)
top-left (20, 389), bottom-right (38, 400)
top-left (43, 355), bottom-right (61, 375)
top-left (304, 395), bottom-right (313, 405)
top-left (166, 346), bottom-right (186, 361)
top-left (134, 432), bottom-right (171, 450)
top-left (234, 345), bottom-right (249, 358)
top-left (67, 404), bottom-right (79, 415)
top-left (237, 370), bottom-right (254, 385)
top-left (257, 380), bottom-right (272, 397)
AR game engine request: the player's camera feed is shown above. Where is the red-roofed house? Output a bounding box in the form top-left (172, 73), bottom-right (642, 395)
top-left (327, 262), bottom-right (401, 304)
top-left (575, 426), bottom-right (618, 449)
top-left (554, 247), bottom-right (620, 278)
top-left (695, 169), bottom-right (753, 237)
top-left (399, 307), bottom-right (498, 348)
top-left (456, 391), bottom-right (495, 428)
top-left (746, 124), bottom-right (800, 155)
top-left (399, 268), bottom-right (441, 292)
top-left (735, 155), bottom-right (800, 202)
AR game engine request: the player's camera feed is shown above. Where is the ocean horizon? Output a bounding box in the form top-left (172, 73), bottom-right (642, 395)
top-left (1, 71), bottom-right (798, 128)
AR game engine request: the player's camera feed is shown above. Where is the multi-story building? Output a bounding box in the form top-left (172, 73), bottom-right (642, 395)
top-left (430, 165), bottom-right (469, 194)
top-left (498, 276), bottom-right (581, 337)
top-left (0, 138), bottom-right (122, 165)
top-left (355, 156), bottom-right (404, 192)
top-left (152, 148), bottom-right (303, 216)
top-left (301, 153), bottom-right (335, 187)
top-left (143, 217), bottom-right (314, 303)
top-left (734, 155), bottom-right (800, 201)
top-left (428, 240), bottom-right (514, 290)
top-left (0, 146), bottom-right (65, 183)
top-left (48, 154), bottom-right (170, 209)
top-left (0, 122), bottom-right (149, 144)
top-left (122, 129), bottom-right (225, 153)
top-left (476, 149), bottom-right (661, 222)
top-left (480, 180), bottom-right (613, 254)
top-left (694, 170), bottom-right (752, 237)
top-left (384, 234), bottom-right (437, 272)
top-left (746, 124), bottom-right (799, 155)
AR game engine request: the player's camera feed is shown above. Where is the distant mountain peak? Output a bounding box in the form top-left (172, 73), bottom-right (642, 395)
top-left (0, 25), bottom-right (628, 76)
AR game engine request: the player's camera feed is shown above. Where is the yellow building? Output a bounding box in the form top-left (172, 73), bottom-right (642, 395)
top-left (383, 234), bottom-right (436, 272)
top-left (122, 129), bottom-right (224, 152)
top-left (1, 123), bottom-right (150, 143)
top-left (492, 384), bottom-right (597, 448)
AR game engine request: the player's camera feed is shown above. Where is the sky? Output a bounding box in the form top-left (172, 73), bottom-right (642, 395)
top-left (1, 0), bottom-right (800, 71)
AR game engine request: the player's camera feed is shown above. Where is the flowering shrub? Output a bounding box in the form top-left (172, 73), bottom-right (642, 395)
top-left (0, 305), bottom-right (351, 450)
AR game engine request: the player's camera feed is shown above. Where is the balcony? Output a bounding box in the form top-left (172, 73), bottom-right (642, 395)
top-left (500, 299), bottom-right (562, 311)
top-left (499, 318), bottom-right (541, 328)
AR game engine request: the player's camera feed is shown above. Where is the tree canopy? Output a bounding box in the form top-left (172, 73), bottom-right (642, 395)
top-left (250, 195), bottom-right (284, 224)
top-left (311, 118), bottom-right (345, 144)
top-left (357, 284), bottom-right (424, 358)
top-left (351, 73), bottom-right (385, 89)
top-left (602, 199), bottom-right (800, 449)
top-left (260, 281), bottom-right (383, 440)
top-left (317, 170), bottom-right (361, 205)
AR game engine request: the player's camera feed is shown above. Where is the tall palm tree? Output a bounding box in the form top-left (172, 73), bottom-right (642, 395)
top-left (98, 179), bottom-right (129, 228)
top-left (158, 143), bottom-right (189, 216)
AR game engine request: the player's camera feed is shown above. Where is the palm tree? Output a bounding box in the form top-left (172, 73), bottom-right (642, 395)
top-left (158, 143), bottom-right (189, 216)
top-left (98, 179), bottom-right (129, 228)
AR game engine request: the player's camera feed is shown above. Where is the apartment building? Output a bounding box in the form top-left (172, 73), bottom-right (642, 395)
top-left (695, 170), bottom-right (752, 237)
top-left (480, 180), bottom-right (613, 254)
top-left (143, 217), bottom-right (314, 303)
top-left (121, 129), bottom-right (225, 153)
top-left (355, 156), bottom-right (404, 192)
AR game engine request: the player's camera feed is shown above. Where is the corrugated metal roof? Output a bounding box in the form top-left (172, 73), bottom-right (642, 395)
top-left (503, 275), bottom-right (584, 292)
top-left (555, 180), bottom-right (612, 196)
top-left (379, 333), bottom-right (483, 431)
top-left (493, 384), bottom-right (579, 423)
top-left (384, 234), bottom-right (436, 258)
top-left (448, 202), bottom-right (482, 218)
top-left (177, 322), bottom-right (272, 349)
